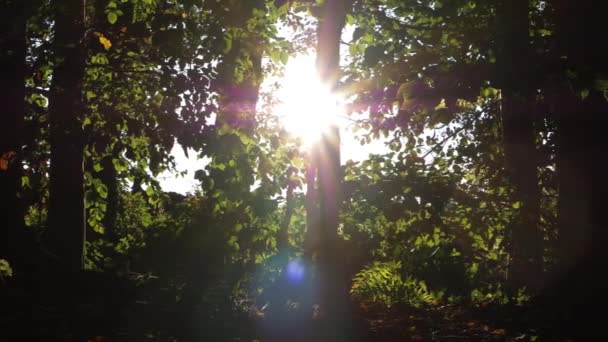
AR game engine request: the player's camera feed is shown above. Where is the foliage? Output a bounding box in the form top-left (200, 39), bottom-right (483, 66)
top-left (1, 0), bottom-right (606, 340)
top-left (0, 260), bottom-right (13, 280)
top-left (351, 261), bottom-right (442, 307)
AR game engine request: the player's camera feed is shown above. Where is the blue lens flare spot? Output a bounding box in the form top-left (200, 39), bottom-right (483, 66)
top-left (286, 258), bottom-right (306, 284)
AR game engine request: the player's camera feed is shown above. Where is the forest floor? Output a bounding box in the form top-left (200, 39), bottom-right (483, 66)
top-left (356, 302), bottom-right (535, 341)
top-left (0, 294), bottom-right (582, 341)
top-left (248, 299), bottom-right (549, 341)
top-left (0, 272), bottom-right (594, 341)
top-left (253, 298), bottom-right (580, 341)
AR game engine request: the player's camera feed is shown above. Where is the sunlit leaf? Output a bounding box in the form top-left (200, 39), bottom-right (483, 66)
top-left (107, 12), bottom-right (118, 24)
top-left (99, 35), bottom-right (112, 50)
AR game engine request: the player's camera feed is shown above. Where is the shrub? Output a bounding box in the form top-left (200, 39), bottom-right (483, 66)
top-left (351, 261), bottom-right (443, 307)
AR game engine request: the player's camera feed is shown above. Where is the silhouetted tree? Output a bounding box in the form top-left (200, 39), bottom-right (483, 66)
top-left (313, 0), bottom-right (353, 339)
top-left (496, 0), bottom-right (543, 291)
top-left (0, 0), bottom-right (27, 269)
top-left (45, 0), bottom-right (87, 271)
top-left (553, 0), bottom-right (608, 275)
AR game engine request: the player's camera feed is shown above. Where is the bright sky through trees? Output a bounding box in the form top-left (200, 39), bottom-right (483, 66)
top-left (159, 53), bottom-right (387, 194)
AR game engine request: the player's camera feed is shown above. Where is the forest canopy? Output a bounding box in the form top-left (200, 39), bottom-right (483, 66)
top-left (1, 0), bottom-right (607, 340)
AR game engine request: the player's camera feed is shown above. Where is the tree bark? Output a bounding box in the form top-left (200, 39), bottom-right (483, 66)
top-left (553, 0), bottom-right (608, 278)
top-left (304, 144), bottom-right (320, 256)
top-left (495, 0), bottom-right (543, 292)
top-left (278, 167), bottom-right (296, 252)
top-left (45, 0), bottom-right (87, 272)
top-left (0, 0), bottom-right (27, 269)
top-left (313, 0), bottom-right (352, 338)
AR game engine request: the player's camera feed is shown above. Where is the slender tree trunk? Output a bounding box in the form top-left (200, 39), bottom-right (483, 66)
top-left (45, 0), bottom-right (87, 272)
top-left (496, 0), bottom-right (543, 292)
top-left (0, 0), bottom-right (27, 269)
top-left (304, 145), bottom-right (319, 257)
top-left (313, 0), bottom-right (352, 338)
top-left (278, 167), bottom-right (296, 252)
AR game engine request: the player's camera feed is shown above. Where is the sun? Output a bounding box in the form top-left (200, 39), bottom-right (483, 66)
top-left (272, 54), bottom-right (344, 146)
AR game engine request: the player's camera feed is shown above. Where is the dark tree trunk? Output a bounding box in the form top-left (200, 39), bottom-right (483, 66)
top-left (45, 0), bottom-right (87, 272)
top-left (553, 0), bottom-right (608, 275)
top-left (0, 0), bottom-right (27, 269)
top-left (496, 0), bottom-right (543, 291)
top-left (538, 1), bottom-right (608, 338)
top-left (554, 91), bottom-right (593, 273)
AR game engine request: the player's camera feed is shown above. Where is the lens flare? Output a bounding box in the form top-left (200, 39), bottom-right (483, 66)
top-left (272, 54), bottom-right (344, 146)
top-left (285, 258), bottom-right (306, 284)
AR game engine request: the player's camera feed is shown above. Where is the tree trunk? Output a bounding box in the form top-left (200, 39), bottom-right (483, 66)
top-left (496, 0), bottom-right (543, 292)
top-left (542, 1), bottom-right (608, 337)
top-left (553, 0), bottom-right (608, 275)
top-left (304, 144), bottom-right (320, 257)
top-left (0, 0), bottom-right (27, 269)
top-left (45, 0), bottom-right (87, 272)
top-left (313, 0), bottom-right (351, 338)
top-left (278, 167), bottom-right (296, 252)
top-left (554, 91), bottom-right (593, 274)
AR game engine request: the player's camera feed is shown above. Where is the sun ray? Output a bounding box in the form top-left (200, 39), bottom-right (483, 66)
top-left (272, 54), bottom-right (344, 146)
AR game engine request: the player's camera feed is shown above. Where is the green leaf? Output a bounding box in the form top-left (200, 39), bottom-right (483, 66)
top-left (112, 158), bottom-right (128, 172)
top-left (481, 87), bottom-right (498, 98)
top-left (223, 33), bottom-right (233, 53)
top-left (21, 176), bottom-right (30, 189)
top-left (97, 183), bottom-right (109, 199)
top-left (346, 13), bottom-right (355, 25)
top-left (107, 12), bottom-right (118, 24)
top-left (0, 259), bottom-right (13, 277)
top-left (280, 50), bottom-right (289, 65)
top-left (270, 49), bottom-right (280, 64)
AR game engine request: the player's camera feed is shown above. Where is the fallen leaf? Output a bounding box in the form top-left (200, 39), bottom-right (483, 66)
top-left (492, 328), bottom-right (506, 335)
top-left (0, 151), bottom-right (16, 171)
